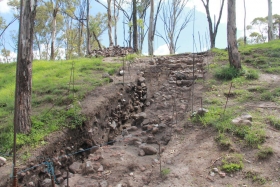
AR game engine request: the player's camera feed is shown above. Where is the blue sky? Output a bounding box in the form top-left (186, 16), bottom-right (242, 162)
top-left (0, 0), bottom-right (280, 59)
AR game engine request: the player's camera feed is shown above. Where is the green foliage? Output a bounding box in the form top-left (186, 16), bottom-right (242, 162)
top-left (240, 40), bottom-right (280, 74)
top-left (257, 146), bottom-right (273, 160)
top-left (215, 132), bottom-right (231, 150)
top-left (244, 128), bottom-right (266, 147)
top-left (245, 171), bottom-right (267, 185)
top-left (126, 53), bottom-right (139, 61)
top-left (244, 69), bottom-right (259, 80)
top-left (0, 58), bottom-right (121, 153)
top-left (221, 154), bottom-right (243, 173)
top-left (260, 87), bottom-right (280, 101)
top-left (161, 168), bottom-right (171, 176)
top-left (222, 163), bottom-right (243, 173)
top-left (267, 116), bottom-right (280, 130)
top-left (214, 65), bottom-right (242, 80)
top-left (211, 48), bottom-right (228, 62)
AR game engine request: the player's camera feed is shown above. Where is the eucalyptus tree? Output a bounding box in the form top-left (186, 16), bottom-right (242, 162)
top-left (88, 13), bottom-right (108, 50)
top-left (148, 0), bottom-right (162, 55)
top-left (200, 0), bottom-right (225, 48)
top-left (267, 0), bottom-right (273, 41)
top-left (14, 0), bottom-right (37, 134)
top-left (95, 0), bottom-right (114, 46)
top-left (227, 0), bottom-right (240, 69)
top-left (273, 14), bottom-right (280, 39)
top-left (157, 0), bottom-right (192, 54)
top-left (137, 0), bottom-right (150, 53)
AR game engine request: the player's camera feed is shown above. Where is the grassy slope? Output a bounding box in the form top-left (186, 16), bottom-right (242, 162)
top-left (0, 58), bottom-right (121, 154)
top-left (212, 40), bottom-right (280, 74)
top-left (195, 40), bottom-right (280, 149)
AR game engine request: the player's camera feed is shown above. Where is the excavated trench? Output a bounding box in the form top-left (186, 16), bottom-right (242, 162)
top-left (1, 54), bottom-right (207, 187)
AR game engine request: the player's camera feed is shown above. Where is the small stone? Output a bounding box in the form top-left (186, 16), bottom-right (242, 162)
top-left (102, 73), bottom-right (110, 78)
top-left (100, 180), bottom-right (108, 187)
top-left (241, 114), bottom-right (252, 121)
top-left (139, 144), bottom-right (158, 155)
top-left (197, 108), bottom-right (208, 116)
top-left (119, 70), bottom-right (124, 76)
top-left (129, 172), bottom-right (134, 176)
top-left (98, 165), bottom-right (104, 172)
top-left (209, 171), bottom-right (215, 177)
top-left (69, 162), bottom-right (82, 174)
top-left (41, 178), bottom-right (52, 187)
top-left (212, 168), bottom-right (219, 173)
top-left (127, 126), bottom-right (138, 131)
top-left (27, 182), bottom-right (35, 187)
top-left (219, 172), bottom-right (226, 178)
top-left (138, 149), bottom-right (145, 156)
top-left (138, 77), bottom-right (145, 84)
top-left (140, 166), bottom-right (146, 172)
top-left (0, 156), bottom-right (7, 165)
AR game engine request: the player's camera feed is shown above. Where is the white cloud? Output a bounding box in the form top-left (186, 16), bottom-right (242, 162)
top-left (0, 51), bottom-right (16, 63)
top-left (0, 0), bottom-right (11, 14)
top-left (154, 44), bottom-right (169, 55)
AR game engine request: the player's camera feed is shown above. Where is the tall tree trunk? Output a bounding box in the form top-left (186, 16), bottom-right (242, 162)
top-left (278, 23), bottom-right (280, 39)
top-left (107, 0), bottom-right (114, 46)
top-left (51, 8), bottom-right (58, 60)
top-left (86, 0), bottom-right (91, 55)
top-left (132, 0), bottom-right (138, 52)
top-left (243, 0), bottom-right (246, 45)
top-left (201, 0), bottom-right (225, 49)
top-left (227, 0), bottom-right (241, 69)
top-left (14, 0), bottom-right (37, 134)
top-left (267, 0), bottom-right (273, 41)
top-left (114, 0), bottom-right (117, 46)
top-left (148, 0), bottom-right (154, 55)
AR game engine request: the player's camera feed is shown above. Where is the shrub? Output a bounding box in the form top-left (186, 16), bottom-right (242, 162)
top-left (214, 66), bottom-right (241, 80)
top-left (257, 146), bottom-right (273, 159)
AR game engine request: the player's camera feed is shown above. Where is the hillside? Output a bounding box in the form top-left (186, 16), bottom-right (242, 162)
top-left (0, 40), bottom-right (280, 186)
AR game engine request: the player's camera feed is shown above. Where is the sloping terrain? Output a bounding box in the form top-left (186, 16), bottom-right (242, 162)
top-left (1, 41), bottom-right (280, 187)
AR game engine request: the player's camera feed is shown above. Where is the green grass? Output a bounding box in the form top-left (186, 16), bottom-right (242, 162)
top-left (214, 65), bottom-right (242, 80)
top-left (267, 116), bottom-right (280, 130)
top-left (245, 171), bottom-right (267, 185)
top-left (257, 146), bottom-right (273, 160)
top-left (161, 168), bottom-right (171, 176)
top-left (215, 132), bottom-right (232, 150)
top-left (221, 154), bottom-right (243, 173)
top-left (0, 57), bottom-right (121, 153)
top-left (212, 40), bottom-right (280, 74)
top-left (240, 40), bottom-right (280, 74)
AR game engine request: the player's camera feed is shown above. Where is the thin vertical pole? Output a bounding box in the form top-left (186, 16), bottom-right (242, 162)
top-left (123, 56), bottom-right (125, 85)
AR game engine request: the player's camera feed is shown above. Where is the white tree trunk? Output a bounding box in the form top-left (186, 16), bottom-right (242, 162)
top-left (86, 0), bottom-right (91, 55)
top-left (148, 0), bottom-right (154, 55)
top-left (107, 0), bottom-right (114, 46)
top-left (268, 0), bottom-right (273, 41)
top-left (227, 0), bottom-right (241, 69)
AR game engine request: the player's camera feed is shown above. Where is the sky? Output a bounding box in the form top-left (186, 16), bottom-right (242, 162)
top-left (0, 0), bottom-right (280, 60)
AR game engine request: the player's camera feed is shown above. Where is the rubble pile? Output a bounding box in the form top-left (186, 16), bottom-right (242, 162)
top-left (91, 46), bottom-right (134, 57)
top-left (9, 53), bottom-right (208, 187)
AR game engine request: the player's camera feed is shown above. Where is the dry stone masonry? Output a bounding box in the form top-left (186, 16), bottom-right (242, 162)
top-left (6, 53), bottom-right (208, 187)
